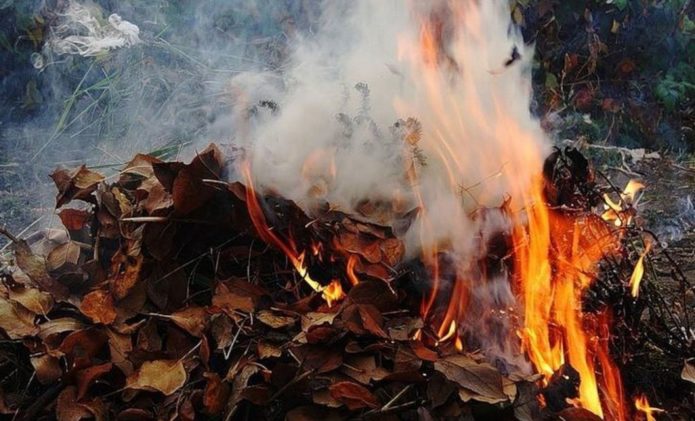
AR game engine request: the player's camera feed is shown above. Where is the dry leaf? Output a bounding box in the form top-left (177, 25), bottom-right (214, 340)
top-left (8, 286), bottom-right (53, 315)
top-left (257, 310), bottom-right (296, 329)
top-left (434, 354), bottom-right (508, 404)
top-left (168, 306), bottom-right (209, 337)
top-left (76, 363), bottom-right (113, 400)
top-left (202, 372), bottom-right (230, 415)
top-left (126, 359), bottom-right (187, 396)
top-left (0, 298), bottom-right (37, 339)
top-left (14, 239), bottom-right (69, 299)
top-left (56, 386), bottom-right (92, 421)
top-left (681, 360), bottom-right (695, 385)
top-left (110, 252), bottom-right (144, 300)
top-left (80, 289), bottom-right (117, 325)
top-left (30, 353), bottom-right (62, 384)
top-left (328, 381), bottom-right (380, 410)
top-left (257, 341), bottom-right (282, 359)
top-left (301, 312), bottom-right (338, 332)
top-left (58, 209), bottom-right (91, 231)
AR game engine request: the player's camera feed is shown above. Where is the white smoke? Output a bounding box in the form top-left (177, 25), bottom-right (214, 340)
top-left (236, 0), bottom-right (551, 260)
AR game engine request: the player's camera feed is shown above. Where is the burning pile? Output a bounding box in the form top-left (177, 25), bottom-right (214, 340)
top-left (0, 142), bottom-right (682, 420)
top-left (0, 0), bottom-right (692, 420)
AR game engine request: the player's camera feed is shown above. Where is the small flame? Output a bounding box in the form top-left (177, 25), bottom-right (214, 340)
top-left (629, 241), bottom-right (652, 298)
top-left (323, 280), bottom-right (346, 307)
top-left (346, 255), bottom-right (360, 286)
top-left (241, 162), bottom-right (344, 306)
top-left (634, 395), bottom-right (663, 421)
top-left (602, 179), bottom-right (645, 227)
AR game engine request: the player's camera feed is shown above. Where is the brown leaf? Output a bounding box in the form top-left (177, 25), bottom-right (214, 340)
top-left (256, 310), bottom-right (296, 329)
top-left (410, 340), bottom-right (439, 362)
top-left (76, 363), bottom-right (113, 399)
top-left (80, 290), bottom-right (117, 325)
top-left (106, 327), bottom-right (133, 376)
top-left (301, 311), bottom-right (338, 332)
top-left (167, 306), bottom-right (209, 337)
top-left (357, 304), bottom-right (387, 337)
top-left (0, 298), bottom-right (37, 339)
top-left (340, 354), bottom-right (389, 384)
top-left (109, 251), bottom-right (143, 300)
top-left (681, 360), bottom-right (695, 385)
top-left (212, 280), bottom-right (264, 314)
top-left (348, 280), bottom-right (397, 312)
top-left (51, 165), bottom-right (104, 208)
top-left (126, 359), bottom-right (187, 396)
top-left (313, 388), bottom-right (343, 408)
top-left (257, 341), bottom-right (282, 359)
top-left (434, 354), bottom-right (508, 404)
top-left (46, 241), bottom-right (82, 272)
top-left (30, 353), bottom-right (62, 384)
top-left (556, 407), bottom-right (603, 421)
top-left (14, 239), bottom-right (69, 299)
top-left (8, 285), bottom-right (53, 315)
top-left (58, 209), bottom-right (92, 231)
top-left (329, 381), bottom-right (380, 410)
top-left (202, 372), bottom-right (230, 415)
top-left (294, 345), bottom-right (343, 374)
top-left (56, 386), bottom-right (92, 421)
top-left (38, 317), bottom-right (86, 342)
top-left (121, 153), bottom-right (162, 179)
top-left (58, 328), bottom-right (108, 367)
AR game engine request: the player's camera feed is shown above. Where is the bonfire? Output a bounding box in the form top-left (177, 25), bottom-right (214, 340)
top-left (0, 1), bottom-right (692, 421)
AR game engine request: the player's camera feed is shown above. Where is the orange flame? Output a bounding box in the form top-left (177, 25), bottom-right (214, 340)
top-left (634, 395), bottom-right (663, 421)
top-left (241, 162), bottom-right (344, 306)
top-left (629, 241), bottom-right (652, 298)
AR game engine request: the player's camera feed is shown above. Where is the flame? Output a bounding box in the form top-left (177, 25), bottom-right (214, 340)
top-left (396, 2), bottom-right (628, 418)
top-left (241, 162), bottom-right (344, 306)
top-left (346, 255), bottom-right (360, 286)
top-left (629, 241), bottom-right (652, 298)
top-left (323, 279), bottom-right (346, 307)
top-left (634, 395), bottom-right (663, 421)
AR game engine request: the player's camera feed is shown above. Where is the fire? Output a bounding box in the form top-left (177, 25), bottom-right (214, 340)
top-left (634, 395), bottom-right (663, 421)
top-left (241, 163), bottom-right (345, 306)
top-left (602, 179), bottom-right (644, 226)
top-left (629, 240), bottom-right (652, 298)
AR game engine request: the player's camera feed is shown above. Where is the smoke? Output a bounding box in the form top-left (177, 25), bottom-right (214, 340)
top-left (236, 0), bottom-right (550, 258)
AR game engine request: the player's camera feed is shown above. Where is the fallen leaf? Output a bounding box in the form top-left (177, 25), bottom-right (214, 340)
top-left (257, 310), bottom-right (296, 329)
top-left (357, 304), bottom-right (387, 337)
top-left (30, 353), bottom-right (62, 384)
top-left (167, 306), bottom-right (209, 337)
top-left (0, 298), bottom-right (37, 339)
top-left (14, 239), bottom-right (69, 299)
top-left (51, 165), bottom-right (104, 208)
top-left (80, 289), bottom-right (117, 325)
top-left (58, 209), bottom-right (92, 231)
top-left (56, 386), bottom-right (92, 421)
top-left (434, 354), bottom-right (508, 404)
top-left (257, 341), bottom-right (282, 359)
top-left (110, 252), bottom-right (144, 300)
top-left (329, 381), bottom-right (380, 410)
top-left (46, 241), bottom-right (82, 272)
top-left (202, 372), bottom-right (230, 415)
top-left (8, 286), bottom-right (53, 315)
top-left (76, 363), bottom-right (113, 399)
top-left (126, 359), bottom-right (187, 396)
top-left (681, 360), bottom-right (695, 385)
top-left (301, 312), bottom-right (338, 332)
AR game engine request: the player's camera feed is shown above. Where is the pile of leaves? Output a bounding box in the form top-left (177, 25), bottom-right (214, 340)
top-left (0, 144), bottom-right (690, 420)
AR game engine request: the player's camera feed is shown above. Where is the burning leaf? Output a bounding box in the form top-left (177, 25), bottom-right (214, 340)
top-left (328, 381), bottom-right (380, 410)
top-left (126, 359), bottom-right (187, 396)
top-left (0, 298), bottom-right (37, 339)
top-left (257, 310), bottom-right (296, 329)
top-left (80, 289), bottom-right (117, 325)
top-left (434, 354), bottom-right (508, 404)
